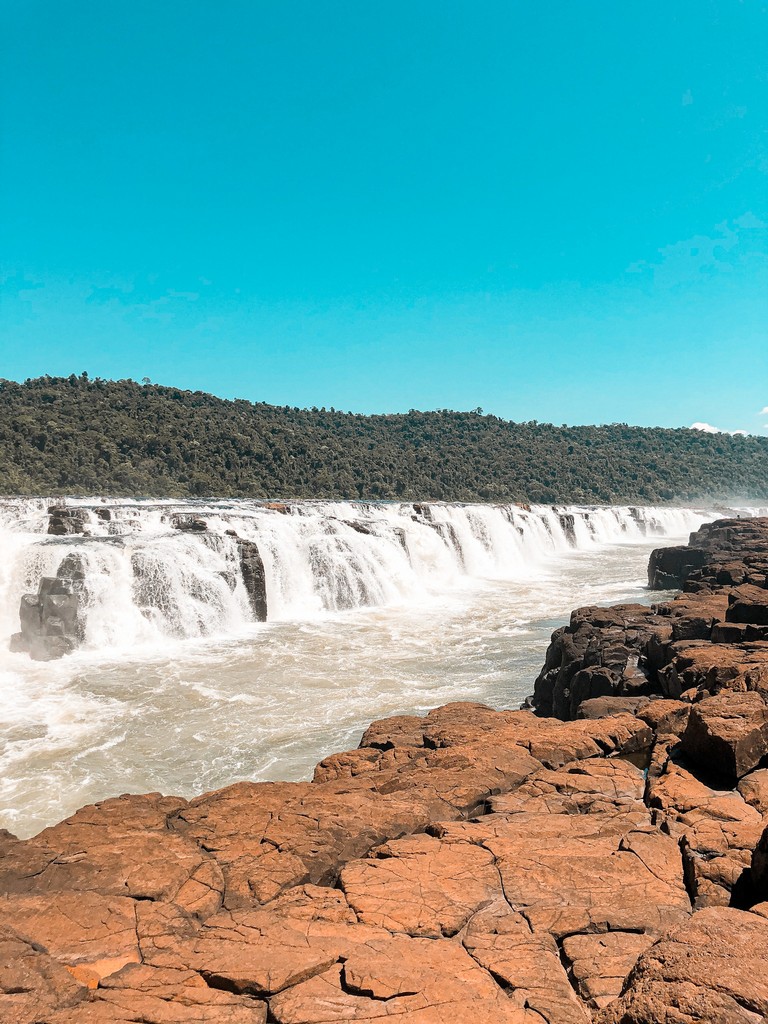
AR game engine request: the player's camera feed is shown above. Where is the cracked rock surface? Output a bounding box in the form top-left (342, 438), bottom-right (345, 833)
top-left (3, 518), bottom-right (768, 1022)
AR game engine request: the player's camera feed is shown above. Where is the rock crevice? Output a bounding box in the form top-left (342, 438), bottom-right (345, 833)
top-left (4, 517), bottom-right (768, 1022)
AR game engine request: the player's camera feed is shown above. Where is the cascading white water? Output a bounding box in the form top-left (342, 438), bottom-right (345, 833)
top-left (1, 498), bottom-right (765, 839)
top-left (0, 499), bottom-right (740, 649)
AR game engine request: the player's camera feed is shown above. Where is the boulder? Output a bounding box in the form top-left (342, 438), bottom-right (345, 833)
top-left (753, 826), bottom-right (768, 901)
top-left (577, 696), bottom-right (649, 719)
top-left (727, 583), bottom-right (768, 626)
top-left (10, 553), bottom-right (88, 660)
top-left (48, 505), bottom-right (90, 536)
top-left (233, 536), bottom-right (268, 621)
top-left (680, 692), bottom-right (768, 781)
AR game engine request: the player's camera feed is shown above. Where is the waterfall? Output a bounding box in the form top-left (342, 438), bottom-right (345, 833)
top-left (0, 498), bottom-right (761, 658)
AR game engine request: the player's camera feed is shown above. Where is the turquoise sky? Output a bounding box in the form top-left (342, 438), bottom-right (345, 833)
top-left (2, 1), bottom-right (766, 431)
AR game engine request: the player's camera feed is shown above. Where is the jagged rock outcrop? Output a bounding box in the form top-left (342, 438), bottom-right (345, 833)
top-left (47, 505), bottom-right (91, 536)
top-left (9, 552), bottom-right (88, 660)
top-left (230, 534), bottom-right (268, 621)
top-left (4, 517), bottom-right (768, 1021)
top-left (533, 518), bottom-right (768, 720)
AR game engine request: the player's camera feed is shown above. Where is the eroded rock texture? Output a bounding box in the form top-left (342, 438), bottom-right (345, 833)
top-left (3, 517), bottom-right (768, 1022)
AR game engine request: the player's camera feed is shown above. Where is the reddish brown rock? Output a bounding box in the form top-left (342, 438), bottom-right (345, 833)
top-left (171, 780), bottom-right (434, 907)
top-left (636, 698), bottom-right (690, 737)
top-left (648, 761), bottom-right (764, 907)
top-left (0, 925), bottom-right (86, 1023)
top-left (43, 965), bottom-right (268, 1023)
top-left (561, 931), bottom-right (655, 1011)
top-left (680, 691), bottom-right (768, 781)
top-left (0, 793), bottom-right (224, 920)
top-left (595, 907), bottom-right (768, 1024)
top-left (0, 892), bottom-right (140, 980)
top-left (463, 902), bottom-right (590, 1024)
top-left (268, 944), bottom-right (530, 1024)
top-left (659, 640), bottom-right (768, 699)
top-left (753, 825), bottom-right (768, 901)
top-left (726, 583), bottom-right (768, 626)
top-left (486, 817), bottom-right (690, 939)
top-left (340, 833), bottom-right (501, 937)
top-left (738, 768), bottom-right (768, 813)
top-left (577, 696), bottom-right (649, 719)
top-left (489, 757), bottom-right (646, 816)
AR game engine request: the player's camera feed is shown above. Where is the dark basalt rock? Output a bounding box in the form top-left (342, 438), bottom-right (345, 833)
top-left (10, 553), bottom-right (88, 660)
top-left (170, 513), bottom-right (209, 532)
top-left (237, 538), bottom-right (268, 622)
top-left (647, 543), bottom-right (709, 589)
top-left (224, 530), bottom-right (268, 622)
top-left (558, 512), bottom-right (577, 546)
top-left (47, 505), bottom-right (90, 536)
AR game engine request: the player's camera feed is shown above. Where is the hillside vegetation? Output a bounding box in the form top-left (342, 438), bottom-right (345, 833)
top-left (1, 374), bottom-right (767, 503)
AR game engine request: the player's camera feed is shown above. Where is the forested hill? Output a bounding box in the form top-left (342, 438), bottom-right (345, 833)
top-left (1, 375), bottom-right (767, 503)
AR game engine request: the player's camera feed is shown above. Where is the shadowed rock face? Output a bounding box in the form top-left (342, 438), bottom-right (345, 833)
top-left (533, 517), bottom-right (768, 720)
top-left (3, 517), bottom-right (768, 1022)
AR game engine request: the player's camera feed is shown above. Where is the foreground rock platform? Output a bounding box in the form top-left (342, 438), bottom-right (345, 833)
top-left (3, 517), bottom-right (768, 1022)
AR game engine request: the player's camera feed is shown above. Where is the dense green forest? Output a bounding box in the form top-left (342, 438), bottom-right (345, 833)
top-left (1, 374), bottom-right (767, 503)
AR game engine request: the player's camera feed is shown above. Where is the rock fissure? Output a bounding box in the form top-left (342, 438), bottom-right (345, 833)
top-left (5, 517), bottom-right (768, 1023)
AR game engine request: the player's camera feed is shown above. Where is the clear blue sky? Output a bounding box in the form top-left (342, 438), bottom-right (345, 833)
top-left (2, 1), bottom-right (766, 431)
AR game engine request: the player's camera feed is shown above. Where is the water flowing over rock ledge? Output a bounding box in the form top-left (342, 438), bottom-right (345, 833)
top-left (3, 518), bottom-right (768, 1023)
top-left (1, 499), bottom-right (721, 658)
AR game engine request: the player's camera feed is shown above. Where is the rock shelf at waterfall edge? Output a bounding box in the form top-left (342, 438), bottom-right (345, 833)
top-left (3, 517), bottom-right (768, 1023)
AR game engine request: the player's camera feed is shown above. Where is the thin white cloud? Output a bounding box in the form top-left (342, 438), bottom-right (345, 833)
top-left (625, 214), bottom-right (768, 286)
top-left (690, 422), bottom-right (749, 436)
top-left (759, 406), bottom-right (768, 415)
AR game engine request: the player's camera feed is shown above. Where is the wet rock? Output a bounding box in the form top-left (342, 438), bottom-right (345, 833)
top-left (170, 514), bottom-right (209, 532)
top-left (233, 536), bottom-right (268, 621)
top-left (48, 505), bottom-right (90, 536)
top-left (647, 544), bottom-right (709, 589)
top-left (10, 552), bottom-right (88, 660)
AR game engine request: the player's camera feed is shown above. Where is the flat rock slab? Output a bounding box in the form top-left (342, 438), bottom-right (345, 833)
top-left (483, 815), bottom-right (690, 939)
top-left (340, 834), bottom-right (501, 937)
top-left (44, 966), bottom-right (268, 1023)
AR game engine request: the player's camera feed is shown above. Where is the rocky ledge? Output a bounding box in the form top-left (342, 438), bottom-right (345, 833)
top-left (3, 519), bottom-right (768, 1023)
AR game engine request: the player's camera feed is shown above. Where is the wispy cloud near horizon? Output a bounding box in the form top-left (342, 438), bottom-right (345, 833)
top-left (690, 422), bottom-right (750, 436)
